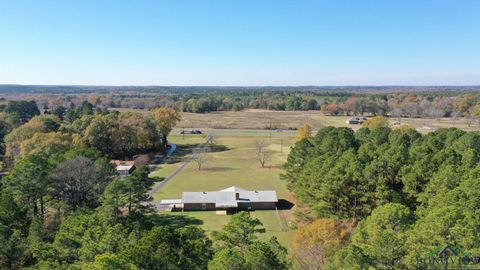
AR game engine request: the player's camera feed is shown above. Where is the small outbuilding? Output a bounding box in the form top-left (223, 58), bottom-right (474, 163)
top-left (112, 160), bottom-right (136, 177)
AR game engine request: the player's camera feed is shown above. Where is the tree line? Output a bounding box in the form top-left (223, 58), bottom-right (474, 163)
top-left (0, 100), bottom-right (183, 169)
top-left (284, 124), bottom-right (480, 269)
top-left (7, 89), bottom-right (480, 119)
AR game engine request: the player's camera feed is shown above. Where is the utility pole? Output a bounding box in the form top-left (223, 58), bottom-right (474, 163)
top-left (269, 119), bottom-right (272, 143)
top-left (182, 126), bottom-right (185, 140)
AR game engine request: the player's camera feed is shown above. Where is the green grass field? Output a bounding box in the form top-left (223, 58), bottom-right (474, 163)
top-left (150, 134), bottom-right (297, 249)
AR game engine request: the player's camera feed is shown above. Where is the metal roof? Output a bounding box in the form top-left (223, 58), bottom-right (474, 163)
top-left (236, 190), bottom-right (278, 202)
top-left (219, 186), bottom-right (247, 192)
top-left (116, 165), bottom-right (134, 171)
top-left (182, 191), bottom-right (235, 204)
top-left (159, 199), bottom-right (182, 205)
top-left (181, 186), bottom-right (278, 207)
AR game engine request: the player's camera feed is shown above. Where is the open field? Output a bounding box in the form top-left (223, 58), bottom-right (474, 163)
top-left (153, 135), bottom-right (294, 201)
top-left (111, 108), bottom-right (480, 132)
top-left (149, 134), bottom-right (296, 248)
top-left (178, 110), bottom-right (480, 132)
top-left (177, 110), bottom-right (329, 130)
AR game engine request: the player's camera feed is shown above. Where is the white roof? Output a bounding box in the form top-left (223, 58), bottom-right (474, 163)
top-left (181, 186), bottom-right (278, 208)
top-left (182, 191), bottom-right (235, 204)
top-left (116, 165), bottom-right (133, 171)
top-left (237, 190), bottom-right (278, 202)
top-left (160, 199), bottom-right (182, 205)
top-left (220, 186), bottom-right (247, 192)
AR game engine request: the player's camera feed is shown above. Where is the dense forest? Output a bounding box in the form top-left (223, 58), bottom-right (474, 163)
top-left (0, 100), bottom-right (290, 269)
top-left (284, 124), bottom-right (480, 268)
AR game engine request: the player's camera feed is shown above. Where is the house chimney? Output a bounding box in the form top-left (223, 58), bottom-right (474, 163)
top-left (235, 192), bottom-right (240, 200)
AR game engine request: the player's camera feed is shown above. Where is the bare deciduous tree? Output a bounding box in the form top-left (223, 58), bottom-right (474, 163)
top-left (292, 244), bottom-right (325, 270)
top-left (451, 111), bottom-right (460, 126)
top-left (192, 145), bottom-right (209, 170)
top-left (255, 140), bottom-right (271, 168)
top-left (49, 156), bottom-right (110, 212)
top-left (207, 133), bottom-right (216, 146)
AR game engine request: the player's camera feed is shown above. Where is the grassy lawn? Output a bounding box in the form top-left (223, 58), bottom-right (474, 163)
top-left (150, 134), bottom-right (297, 249)
top-left (149, 163), bottom-right (180, 179)
top-left (153, 135), bottom-right (293, 201)
top-left (149, 135), bottom-right (205, 179)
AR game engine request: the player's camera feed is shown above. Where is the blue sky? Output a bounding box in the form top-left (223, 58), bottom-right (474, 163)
top-left (0, 0), bottom-right (479, 85)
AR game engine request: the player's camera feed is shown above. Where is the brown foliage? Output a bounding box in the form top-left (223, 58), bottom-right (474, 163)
top-left (292, 219), bottom-right (355, 270)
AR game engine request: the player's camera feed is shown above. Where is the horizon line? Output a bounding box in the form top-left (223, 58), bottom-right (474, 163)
top-left (1, 84), bottom-right (480, 88)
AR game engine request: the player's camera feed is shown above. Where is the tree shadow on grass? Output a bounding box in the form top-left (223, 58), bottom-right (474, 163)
top-left (148, 175), bottom-right (165, 182)
top-left (200, 167), bottom-right (235, 172)
top-left (167, 143), bottom-right (230, 164)
top-left (146, 213), bottom-right (203, 229)
top-left (166, 143), bottom-right (200, 163)
top-left (209, 144), bottom-right (230, 153)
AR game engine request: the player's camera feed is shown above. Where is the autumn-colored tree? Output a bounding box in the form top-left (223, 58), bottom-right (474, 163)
top-left (453, 94), bottom-right (477, 115)
top-left (342, 97), bottom-right (358, 115)
top-left (323, 103), bottom-right (342, 115)
top-left (393, 124), bottom-right (415, 133)
top-left (112, 112), bottom-right (150, 158)
top-left (20, 132), bottom-right (82, 158)
top-left (4, 114), bottom-right (61, 164)
top-left (362, 115), bottom-right (389, 129)
top-left (151, 108), bottom-right (181, 148)
top-left (469, 103), bottom-right (480, 126)
top-left (296, 124), bottom-right (313, 142)
top-left (84, 113), bottom-right (118, 156)
top-left (292, 219), bottom-right (354, 270)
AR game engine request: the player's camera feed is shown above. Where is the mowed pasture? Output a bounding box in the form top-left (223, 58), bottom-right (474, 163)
top-left (150, 134), bottom-right (296, 248)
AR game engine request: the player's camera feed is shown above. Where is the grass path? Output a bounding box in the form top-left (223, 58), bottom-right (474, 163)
top-left (148, 136), bottom-right (212, 198)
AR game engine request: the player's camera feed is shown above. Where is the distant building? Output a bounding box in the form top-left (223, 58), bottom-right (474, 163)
top-left (346, 116), bottom-right (367, 125)
top-left (160, 186), bottom-right (278, 211)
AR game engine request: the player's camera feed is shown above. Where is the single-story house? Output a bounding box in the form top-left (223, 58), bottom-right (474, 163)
top-left (112, 160), bottom-right (136, 177)
top-left (160, 186), bottom-right (278, 211)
